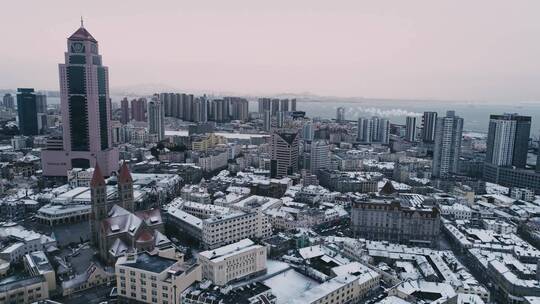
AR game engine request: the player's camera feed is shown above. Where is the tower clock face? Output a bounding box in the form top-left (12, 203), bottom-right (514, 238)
top-left (71, 42), bottom-right (85, 53)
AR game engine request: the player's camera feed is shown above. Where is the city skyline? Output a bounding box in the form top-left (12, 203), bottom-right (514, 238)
top-left (2, 0), bottom-right (540, 102)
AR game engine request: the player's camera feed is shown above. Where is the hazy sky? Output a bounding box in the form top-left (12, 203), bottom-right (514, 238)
top-left (2, 0), bottom-right (540, 102)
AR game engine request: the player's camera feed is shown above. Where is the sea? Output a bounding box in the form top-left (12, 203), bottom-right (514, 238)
top-left (47, 96), bottom-right (540, 137)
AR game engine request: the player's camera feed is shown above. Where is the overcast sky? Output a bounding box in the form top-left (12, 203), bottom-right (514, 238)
top-left (2, 0), bottom-right (540, 102)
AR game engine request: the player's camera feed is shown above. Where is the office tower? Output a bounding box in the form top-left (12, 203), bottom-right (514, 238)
top-left (42, 23), bottom-right (119, 176)
top-left (432, 111), bottom-right (463, 178)
top-left (405, 116), bottom-right (417, 142)
top-left (486, 114), bottom-right (531, 168)
top-left (263, 111), bottom-right (271, 131)
top-left (258, 98), bottom-right (271, 114)
top-left (120, 97), bottom-right (130, 124)
top-left (270, 129), bottom-right (299, 178)
top-left (336, 107), bottom-right (345, 122)
top-left (422, 111), bottom-right (438, 143)
top-left (357, 118), bottom-right (372, 143)
top-left (271, 99), bottom-right (280, 116)
top-left (302, 123), bottom-right (314, 141)
top-left (147, 95), bottom-right (165, 141)
top-left (3, 93), bottom-right (14, 109)
top-left (36, 93), bottom-right (47, 114)
top-left (291, 99), bottom-right (297, 111)
top-left (16, 88), bottom-right (39, 135)
top-left (280, 99), bottom-right (289, 112)
top-left (230, 98), bottom-right (249, 121)
top-left (131, 98), bottom-right (146, 122)
top-left (310, 140), bottom-right (330, 174)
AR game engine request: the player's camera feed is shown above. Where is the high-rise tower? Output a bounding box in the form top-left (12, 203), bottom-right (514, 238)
top-left (147, 95), bottom-right (165, 141)
top-left (16, 88), bottom-right (39, 136)
top-left (432, 111), bottom-right (463, 178)
top-left (270, 129), bottom-right (299, 178)
top-left (120, 97), bottom-right (130, 124)
top-left (42, 22), bottom-right (119, 176)
top-left (422, 112), bottom-right (438, 143)
top-left (405, 116), bottom-right (417, 142)
top-left (485, 114), bottom-right (531, 168)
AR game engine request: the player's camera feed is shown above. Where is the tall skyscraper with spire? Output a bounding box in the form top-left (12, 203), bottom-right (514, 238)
top-left (42, 21), bottom-right (119, 176)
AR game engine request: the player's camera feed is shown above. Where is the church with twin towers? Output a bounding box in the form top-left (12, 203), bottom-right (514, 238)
top-left (42, 20), bottom-right (119, 177)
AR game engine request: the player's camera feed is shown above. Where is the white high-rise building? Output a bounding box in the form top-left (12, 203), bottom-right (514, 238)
top-left (336, 107), bottom-right (346, 122)
top-left (147, 95), bottom-right (165, 141)
top-left (405, 116), bottom-right (417, 142)
top-left (358, 117), bottom-right (389, 144)
top-left (432, 111), bottom-right (463, 178)
top-left (310, 140), bottom-right (330, 174)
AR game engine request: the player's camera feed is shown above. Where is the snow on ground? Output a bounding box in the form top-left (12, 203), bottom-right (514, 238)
top-left (266, 260), bottom-right (290, 274)
top-left (264, 268), bottom-right (319, 304)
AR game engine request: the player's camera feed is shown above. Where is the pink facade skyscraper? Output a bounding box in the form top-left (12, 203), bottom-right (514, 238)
top-left (42, 22), bottom-right (118, 176)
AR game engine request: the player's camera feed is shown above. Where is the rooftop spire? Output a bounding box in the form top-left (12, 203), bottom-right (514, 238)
top-left (80, 16), bottom-right (84, 28)
top-left (90, 163), bottom-right (106, 188)
top-left (118, 162), bottom-right (133, 184)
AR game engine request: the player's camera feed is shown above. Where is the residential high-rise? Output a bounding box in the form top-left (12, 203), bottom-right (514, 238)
top-left (280, 99), bottom-right (289, 112)
top-left (36, 93), bottom-right (47, 114)
top-left (16, 88), bottom-right (39, 136)
top-left (357, 118), bottom-right (372, 143)
top-left (357, 117), bottom-right (389, 144)
top-left (405, 116), bottom-right (417, 142)
top-left (263, 110), bottom-right (271, 132)
top-left (230, 98), bottom-right (249, 121)
top-left (147, 95), bottom-right (165, 141)
top-left (277, 111), bottom-right (285, 128)
top-left (2, 93), bottom-right (14, 109)
top-left (183, 94), bottom-right (194, 121)
top-left (291, 99), bottom-right (297, 111)
top-left (310, 140), bottom-right (330, 174)
top-left (193, 97), bottom-right (208, 123)
top-left (130, 98), bottom-right (146, 122)
top-left (270, 129), bottom-right (299, 178)
top-left (432, 111), bottom-right (463, 178)
top-left (258, 98), bottom-right (271, 114)
top-left (211, 99), bottom-right (228, 122)
top-left (336, 107), bottom-right (345, 122)
top-left (120, 97), bottom-right (130, 124)
top-left (271, 99), bottom-right (280, 116)
top-left (377, 118), bottom-right (390, 144)
top-left (302, 123), bottom-right (314, 141)
top-left (42, 23), bottom-right (119, 176)
top-left (486, 114), bottom-right (531, 168)
top-left (422, 111), bottom-right (438, 143)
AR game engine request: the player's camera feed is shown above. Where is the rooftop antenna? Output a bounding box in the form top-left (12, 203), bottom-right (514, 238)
top-left (80, 16), bottom-right (84, 28)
